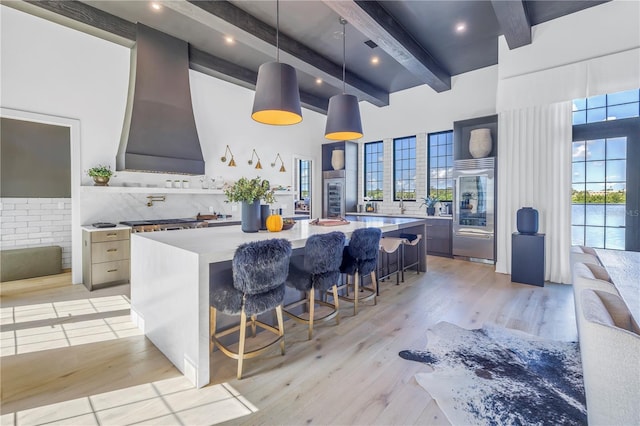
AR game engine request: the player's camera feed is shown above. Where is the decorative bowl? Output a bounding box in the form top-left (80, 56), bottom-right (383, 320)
top-left (282, 220), bottom-right (296, 230)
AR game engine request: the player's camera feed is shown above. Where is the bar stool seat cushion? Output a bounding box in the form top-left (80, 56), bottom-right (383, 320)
top-left (340, 228), bottom-right (382, 276)
top-left (244, 285), bottom-right (286, 316)
top-left (286, 231), bottom-right (345, 292)
top-left (210, 280), bottom-right (244, 315)
top-left (210, 239), bottom-right (291, 316)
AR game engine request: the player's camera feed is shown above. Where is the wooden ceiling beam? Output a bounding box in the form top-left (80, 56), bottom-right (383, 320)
top-left (491, 0), bottom-right (532, 49)
top-left (323, 0), bottom-right (451, 93)
top-left (12, 1), bottom-right (328, 114)
top-left (184, 0), bottom-right (389, 107)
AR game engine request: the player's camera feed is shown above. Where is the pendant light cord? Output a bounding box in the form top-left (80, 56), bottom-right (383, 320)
top-left (342, 19), bottom-right (346, 94)
top-left (276, 0), bottom-right (280, 63)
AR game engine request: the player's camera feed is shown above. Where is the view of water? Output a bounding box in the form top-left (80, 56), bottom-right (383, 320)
top-left (572, 204), bottom-right (626, 250)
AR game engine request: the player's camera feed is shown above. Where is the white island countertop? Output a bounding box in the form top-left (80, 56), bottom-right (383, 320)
top-left (130, 217), bottom-right (427, 388)
top-left (132, 216), bottom-right (425, 263)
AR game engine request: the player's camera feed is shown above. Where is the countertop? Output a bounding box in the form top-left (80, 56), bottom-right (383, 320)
top-left (81, 224), bottom-right (132, 232)
top-left (132, 216), bottom-right (427, 263)
top-left (347, 212), bottom-right (453, 220)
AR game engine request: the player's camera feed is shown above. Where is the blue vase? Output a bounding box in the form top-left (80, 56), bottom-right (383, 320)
top-left (517, 207), bottom-right (538, 234)
top-left (241, 200), bottom-right (261, 233)
top-left (260, 204), bottom-right (270, 230)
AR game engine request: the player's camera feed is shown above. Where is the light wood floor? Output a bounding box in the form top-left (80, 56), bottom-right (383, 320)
top-left (1, 256), bottom-right (577, 425)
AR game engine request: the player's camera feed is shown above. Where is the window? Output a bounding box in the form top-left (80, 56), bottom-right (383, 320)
top-left (428, 130), bottom-right (453, 201)
top-left (572, 137), bottom-right (627, 250)
top-left (571, 87), bottom-right (640, 251)
top-left (364, 141), bottom-right (383, 200)
top-left (393, 136), bottom-right (416, 200)
top-left (298, 159), bottom-right (310, 200)
top-left (572, 89), bottom-right (640, 125)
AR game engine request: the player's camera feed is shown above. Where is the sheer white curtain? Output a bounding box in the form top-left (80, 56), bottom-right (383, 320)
top-left (495, 102), bottom-right (573, 284)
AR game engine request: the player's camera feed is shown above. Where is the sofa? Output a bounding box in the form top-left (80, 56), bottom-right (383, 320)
top-left (572, 253), bottom-right (640, 425)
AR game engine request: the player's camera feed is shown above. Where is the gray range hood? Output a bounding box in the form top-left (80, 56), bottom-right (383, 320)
top-left (117, 24), bottom-right (204, 175)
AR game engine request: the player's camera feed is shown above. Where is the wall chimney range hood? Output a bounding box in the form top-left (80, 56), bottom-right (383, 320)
top-left (117, 24), bottom-right (204, 175)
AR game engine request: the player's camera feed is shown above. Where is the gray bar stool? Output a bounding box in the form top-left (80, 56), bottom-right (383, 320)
top-left (400, 233), bottom-right (423, 276)
top-left (378, 237), bottom-right (406, 291)
top-left (284, 231), bottom-right (345, 340)
top-left (209, 238), bottom-right (292, 379)
top-left (337, 227), bottom-right (382, 315)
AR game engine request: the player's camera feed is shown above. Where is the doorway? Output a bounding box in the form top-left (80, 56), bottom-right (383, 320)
top-left (293, 155), bottom-right (313, 219)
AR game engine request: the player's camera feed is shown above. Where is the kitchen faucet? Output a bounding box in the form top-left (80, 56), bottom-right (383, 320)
top-left (399, 194), bottom-right (405, 214)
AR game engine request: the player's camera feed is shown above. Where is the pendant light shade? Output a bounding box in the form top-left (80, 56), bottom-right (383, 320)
top-left (252, 61), bottom-right (302, 125)
top-left (325, 93), bottom-right (363, 140)
top-left (325, 17), bottom-right (362, 141)
top-left (251, 0), bottom-right (302, 126)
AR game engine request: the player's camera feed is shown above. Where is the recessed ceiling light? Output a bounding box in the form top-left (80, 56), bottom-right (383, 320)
top-left (455, 22), bottom-right (466, 33)
top-left (151, 2), bottom-right (162, 11)
top-left (316, 78), bottom-right (322, 85)
top-left (224, 36), bottom-right (235, 45)
top-left (371, 56), bottom-right (379, 65)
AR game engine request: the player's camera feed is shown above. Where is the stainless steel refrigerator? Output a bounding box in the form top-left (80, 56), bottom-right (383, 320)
top-left (452, 157), bottom-right (495, 262)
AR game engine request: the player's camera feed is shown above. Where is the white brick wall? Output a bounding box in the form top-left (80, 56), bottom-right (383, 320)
top-left (0, 198), bottom-right (72, 269)
top-left (358, 133), bottom-right (431, 217)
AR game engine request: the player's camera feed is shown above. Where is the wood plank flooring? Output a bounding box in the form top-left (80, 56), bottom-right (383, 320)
top-left (0, 257), bottom-right (577, 425)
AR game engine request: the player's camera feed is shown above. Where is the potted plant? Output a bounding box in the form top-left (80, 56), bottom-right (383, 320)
top-left (421, 194), bottom-right (439, 216)
top-left (224, 177), bottom-right (276, 232)
top-left (87, 165), bottom-right (114, 186)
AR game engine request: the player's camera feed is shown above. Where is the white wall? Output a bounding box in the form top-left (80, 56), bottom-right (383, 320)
top-left (497, 0), bottom-right (640, 110)
top-left (0, 198), bottom-right (72, 269)
top-left (1, 5), bottom-right (327, 283)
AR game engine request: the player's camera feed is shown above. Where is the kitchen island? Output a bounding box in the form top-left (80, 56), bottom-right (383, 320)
top-left (130, 216), bottom-right (426, 387)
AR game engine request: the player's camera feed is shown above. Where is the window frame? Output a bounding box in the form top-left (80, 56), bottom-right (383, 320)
top-left (427, 130), bottom-right (454, 202)
top-left (363, 141), bottom-right (384, 201)
top-left (393, 135), bottom-right (416, 202)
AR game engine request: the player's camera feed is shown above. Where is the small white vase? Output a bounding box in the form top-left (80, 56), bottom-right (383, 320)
top-left (469, 128), bottom-right (492, 158)
top-left (331, 148), bottom-right (345, 170)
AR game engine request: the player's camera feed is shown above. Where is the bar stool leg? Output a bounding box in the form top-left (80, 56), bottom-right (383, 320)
top-left (371, 271), bottom-right (378, 306)
top-left (238, 310), bottom-right (247, 380)
top-left (353, 272), bottom-right (359, 315)
top-left (308, 289), bottom-right (315, 340)
top-left (331, 285), bottom-right (340, 325)
top-left (210, 307), bottom-right (217, 353)
top-left (275, 305), bottom-right (285, 355)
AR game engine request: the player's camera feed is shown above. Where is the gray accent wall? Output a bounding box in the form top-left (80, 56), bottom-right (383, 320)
top-left (1, 118), bottom-right (71, 197)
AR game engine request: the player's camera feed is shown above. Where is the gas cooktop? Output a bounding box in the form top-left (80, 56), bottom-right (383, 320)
top-left (120, 218), bottom-right (201, 226)
top-left (120, 218), bottom-right (208, 232)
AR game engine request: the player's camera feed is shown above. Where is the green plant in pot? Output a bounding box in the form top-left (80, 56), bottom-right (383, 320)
top-left (87, 165), bottom-right (114, 186)
top-left (224, 177), bottom-right (276, 233)
top-left (421, 194), bottom-right (439, 216)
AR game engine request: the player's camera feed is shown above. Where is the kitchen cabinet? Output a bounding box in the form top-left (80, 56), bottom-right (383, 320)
top-left (426, 218), bottom-right (452, 257)
top-left (322, 141), bottom-right (358, 215)
top-left (82, 226), bottom-right (130, 291)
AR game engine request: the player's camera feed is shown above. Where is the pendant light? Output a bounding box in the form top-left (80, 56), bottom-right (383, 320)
top-left (325, 18), bottom-right (363, 141)
top-left (251, 0), bottom-right (302, 125)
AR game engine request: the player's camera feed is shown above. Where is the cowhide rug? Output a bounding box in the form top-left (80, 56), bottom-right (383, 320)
top-left (399, 322), bottom-right (586, 426)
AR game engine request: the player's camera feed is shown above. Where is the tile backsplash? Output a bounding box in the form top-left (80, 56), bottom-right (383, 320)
top-left (0, 198), bottom-right (72, 269)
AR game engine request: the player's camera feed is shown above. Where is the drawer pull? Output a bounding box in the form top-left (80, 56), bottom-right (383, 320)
top-left (106, 233), bottom-right (118, 237)
top-left (426, 224), bottom-right (433, 227)
top-left (107, 248), bottom-right (118, 252)
top-left (107, 269), bottom-right (118, 273)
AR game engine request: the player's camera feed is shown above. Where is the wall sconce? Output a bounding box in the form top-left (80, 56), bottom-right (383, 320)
top-left (220, 145), bottom-right (236, 167)
top-left (271, 153), bottom-right (286, 173)
top-left (248, 149), bottom-right (263, 169)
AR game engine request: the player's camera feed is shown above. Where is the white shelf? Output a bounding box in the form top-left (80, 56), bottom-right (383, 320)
top-left (80, 186), bottom-right (296, 196)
